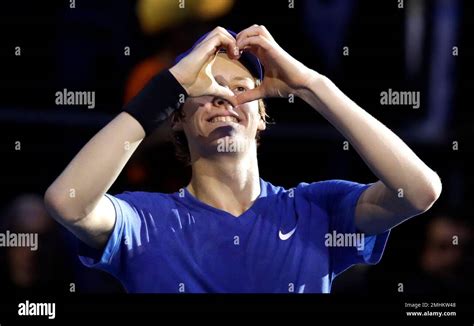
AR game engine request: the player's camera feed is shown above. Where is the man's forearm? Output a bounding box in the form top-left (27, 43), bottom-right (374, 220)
top-left (296, 72), bottom-right (441, 210)
top-left (45, 68), bottom-right (185, 229)
top-left (45, 112), bottom-right (144, 223)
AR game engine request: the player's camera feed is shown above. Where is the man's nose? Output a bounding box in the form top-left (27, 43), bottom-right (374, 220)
top-left (212, 97), bottom-right (234, 109)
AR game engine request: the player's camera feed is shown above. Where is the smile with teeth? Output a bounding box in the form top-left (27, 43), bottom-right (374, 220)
top-left (209, 116), bottom-right (239, 123)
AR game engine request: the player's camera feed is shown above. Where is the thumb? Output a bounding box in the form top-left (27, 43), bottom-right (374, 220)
top-left (236, 87), bottom-right (265, 105)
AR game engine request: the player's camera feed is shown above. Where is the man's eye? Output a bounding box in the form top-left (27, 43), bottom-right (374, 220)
top-left (234, 86), bottom-right (247, 93)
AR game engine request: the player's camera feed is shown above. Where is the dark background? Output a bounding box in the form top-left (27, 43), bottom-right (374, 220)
top-left (0, 0), bottom-right (473, 317)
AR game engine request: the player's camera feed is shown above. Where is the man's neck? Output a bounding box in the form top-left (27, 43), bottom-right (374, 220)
top-left (187, 153), bottom-right (261, 217)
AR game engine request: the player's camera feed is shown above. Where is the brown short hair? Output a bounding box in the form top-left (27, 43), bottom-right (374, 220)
top-left (171, 80), bottom-right (268, 165)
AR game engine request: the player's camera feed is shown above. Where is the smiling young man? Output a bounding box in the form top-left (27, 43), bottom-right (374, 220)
top-left (44, 26), bottom-right (442, 293)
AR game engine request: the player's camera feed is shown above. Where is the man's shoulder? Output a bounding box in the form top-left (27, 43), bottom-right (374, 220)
top-left (263, 179), bottom-right (355, 194)
top-left (275, 179), bottom-right (367, 204)
top-left (294, 179), bottom-right (364, 191)
top-left (260, 179), bottom-right (345, 203)
top-left (110, 190), bottom-right (178, 211)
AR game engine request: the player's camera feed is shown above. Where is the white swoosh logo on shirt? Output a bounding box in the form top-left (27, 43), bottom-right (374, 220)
top-left (279, 226), bottom-right (297, 241)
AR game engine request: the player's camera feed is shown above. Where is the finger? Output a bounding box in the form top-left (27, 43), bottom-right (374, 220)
top-left (235, 87), bottom-right (265, 105)
top-left (184, 34), bottom-right (234, 70)
top-left (237, 35), bottom-right (271, 52)
top-left (199, 28), bottom-right (239, 59)
top-left (237, 24), bottom-right (270, 39)
top-left (258, 25), bottom-right (273, 40)
top-left (199, 33), bottom-right (239, 60)
top-left (202, 26), bottom-right (236, 44)
top-left (236, 24), bottom-right (273, 47)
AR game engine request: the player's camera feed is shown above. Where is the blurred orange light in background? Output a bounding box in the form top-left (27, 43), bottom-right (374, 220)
top-left (137, 0), bottom-right (234, 34)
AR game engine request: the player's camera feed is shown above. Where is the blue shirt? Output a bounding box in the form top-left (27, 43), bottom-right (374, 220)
top-left (79, 179), bottom-right (390, 293)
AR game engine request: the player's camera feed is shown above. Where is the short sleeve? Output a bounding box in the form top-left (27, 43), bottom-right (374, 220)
top-left (78, 192), bottom-right (149, 278)
top-left (301, 180), bottom-right (390, 279)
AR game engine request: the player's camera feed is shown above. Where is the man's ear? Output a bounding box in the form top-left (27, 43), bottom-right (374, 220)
top-left (171, 118), bottom-right (184, 131)
top-left (171, 108), bottom-right (185, 131)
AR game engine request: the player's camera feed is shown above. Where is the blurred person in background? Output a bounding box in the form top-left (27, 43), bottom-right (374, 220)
top-left (406, 211), bottom-right (473, 295)
top-left (0, 194), bottom-right (73, 295)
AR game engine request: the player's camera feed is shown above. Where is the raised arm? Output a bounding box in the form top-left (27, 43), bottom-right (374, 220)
top-left (235, 25), bottom-right (441, 235)
top-left (296, 74), bottom-right (441, 234)
top-left (44, 113), bottom-right (145, 249)
top-left (45, 27), bottom-right (242, 249)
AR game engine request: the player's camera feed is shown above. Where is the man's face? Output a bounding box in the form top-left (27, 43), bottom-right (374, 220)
top-left (173, 53), bottom-right (265, 160)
